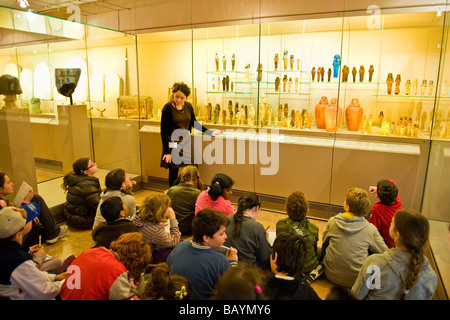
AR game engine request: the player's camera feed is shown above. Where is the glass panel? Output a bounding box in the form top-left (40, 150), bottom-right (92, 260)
top-left (422, 9), bottom-right (450, 298)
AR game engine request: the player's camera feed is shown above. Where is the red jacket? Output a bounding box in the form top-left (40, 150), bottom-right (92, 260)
top-left (60, 247), bottom-right (127, 300)
top-left (369, 197), bottom-right (402, 248)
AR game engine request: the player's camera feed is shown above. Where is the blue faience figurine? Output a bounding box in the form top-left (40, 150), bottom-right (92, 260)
top-left (332, 54), bottom-right (341, 78)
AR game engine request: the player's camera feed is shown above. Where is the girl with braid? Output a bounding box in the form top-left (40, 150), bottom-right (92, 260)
top-left (224, 193), bottom-right (271, 268)
top-left (352, 209), bottom-right (437, 300)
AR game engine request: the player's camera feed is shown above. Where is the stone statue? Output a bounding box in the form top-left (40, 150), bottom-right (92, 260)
top-left (0, 74), bottom-right (22, 109)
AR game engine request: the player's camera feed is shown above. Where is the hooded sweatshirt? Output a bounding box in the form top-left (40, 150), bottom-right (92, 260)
top-left (352, 248), bottom-right (437, 300)
top-left (194, 190), bottom-right (235, 216)
top-left (322, 212), bottom-right (388, 288)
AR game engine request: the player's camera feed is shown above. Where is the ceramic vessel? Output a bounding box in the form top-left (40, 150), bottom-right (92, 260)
top-left (314, 96), bottom-right (328, 129)
top-left (324, 98), bottom-right (342, 132)
top-left (345, 98), bottom-right (363, 131)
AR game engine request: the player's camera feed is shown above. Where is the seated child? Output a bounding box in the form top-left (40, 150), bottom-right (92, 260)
top-left (195, 173), bottom-right (235, 216)
top-left (264, 232), bottom-right (321, 300)
top-left (0, 207), bottom-right (66, 300)
top-left (132, 192), bottom-right (181, 264)
top-left (92, 196), bottom-right (138, 248)
top-left (93, 168), bottom-right (137, 230)
top-left (224, 192), bottom-right (271, 268)
top-left (140, 263), bottom-right (192, 300)
top-left (166, 208), bottom-right (238, 300)
top-left (369, 179), bottom-right (402, 248)
top-left (167, 166), bottom-right (202, 235)
top-left (352, 209), bottom-right (437, 300)
top-left (322, 187), bottom-right (388, 288)
top-left (276, 191), bottom-right (321, 274)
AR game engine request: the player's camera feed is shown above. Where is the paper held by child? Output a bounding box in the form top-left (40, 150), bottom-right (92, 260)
top-left (13, 181), bottom-right (33, 207)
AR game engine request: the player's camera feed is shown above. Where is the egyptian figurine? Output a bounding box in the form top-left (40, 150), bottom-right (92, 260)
top-left (320, 67), bottom-right (325, 82)
top-left (421, 80), bottom-right (427, 96)
top-left (278, 104), bottom-right (283, 120)
top-left (283, 103), bottom-right (289, 119)
top-left (359, 65), bottom-right (365, 82)
top-left (274, 53), bottom-right (279, 70)
top-left (245, 64), bottom-right (250, 80)
top-left (231, 54), bottom-right (236, 71)
top-left (256, 64), bottom-right (263, 82)
top-left (222, 77), bottom-right (226, 91)
top-left (214, 104), bottom-right (220, 124)
top-left (290, 110), bottom-right (296, 127)
top-left (215, 52), bottom-right (219, 71)
top-left (386, 73), bottom-right (394, 95)
top-left (428, 80), bottom-right (434, 96)
top-left (290, 54), bottom-right (295, 70)
top-left (228, 100), bottom-right (233, 123)
top-left (327, 68), bottom-right (332, 82)
top-left (311, 67), bottom-right (316, 81)
top-left (342, 65), bottom-right (349, 82)
top-left (267, 104), bottom-right (273, 126)
top-left (222, 55), bottom-right (227, 71)
top-left (317, 67), bottom-right (321, 82)
top-left (413, 79), bottom-right (418, 95)
top-left (297, 59), bottom-right (300, 71)
top-left (379, 111), bottom-right (384, 126)
top-left (395, 74), bottom-right (401, 95)
top-left (332, 54), bottom-right (341, 78)
top-left (283, 50), bottom-right (289, 70)
top-left (352, 67), bottom-right (357, 83)
top-left (368, 65), bottom-right (374, 82)
top-left (405, 80), bottom-right (411, 95)
top-left (288, 77), bottom-right (293, 92)
top-left (295, 77), bottom-right (299, 93)
top-left (225, 75), bottom-right (230, 91)
top-left (275, 77), bottom-right (280, 92)
top-left (283, 75), bottom-right (288, 92)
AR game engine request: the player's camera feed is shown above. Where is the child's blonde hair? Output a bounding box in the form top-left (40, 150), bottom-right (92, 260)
top-left (345, 187), bottom-right (371, 217)
top-left (180, 165), bottom-right (203, 190)
top-left (139, 192), bottom-right (170, 224)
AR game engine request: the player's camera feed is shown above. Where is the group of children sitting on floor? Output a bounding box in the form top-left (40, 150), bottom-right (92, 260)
top-left (0, 159), bottom-right (438, 300)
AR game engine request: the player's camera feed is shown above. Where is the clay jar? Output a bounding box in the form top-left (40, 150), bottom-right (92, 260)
top-left (324, 98), bottom-right (342, 132)
top-left (345, 98), bottom-right (364, 131)
top-left (315, 96), bottom-right (328, 129)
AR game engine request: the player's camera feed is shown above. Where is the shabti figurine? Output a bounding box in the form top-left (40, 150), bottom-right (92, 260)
top-left (395, 74), bottom-right (401, 95)
top-left (283, 50), bottom-right (289, 70)
top-left (288, 77), bottom-right (293, 92)
top-left (379, 111), bottom-right (384, 126)
top-left (256, 64), bottom-right (263, 82)
top-left (368, 65), bottom-right (374, 82)
top-left (328, 68), bottom-right (332, 82)
top-left (352, 67), bottom-right (357, 82)
top-left (283, 75), bottom-right (288, 92)
top-left (278, 104), bottom-right (283, 121)
top-left (275, 77), bottom-right (280, 92)
top-left (332, 54), bottom-right (341, 78)
top-left (320, 67), bottom-right (325, 82)
top-left (283, 103), bottom-right (289, 119)
top-left (245, 64), bottom-right (250, 80)
top-left (428, 80), bottom-right (434, 96)
top-left (290, 54), bottom-right (294, 70)
top-left (386, 73), bottom-right (394, 95)
top-left (215, 52), bottom-right (219, 71)
top-left (295, 77), bottom-right (299, 93)
top-left (421, 80), bottom-right (427, 96)
top-left (311, 67), bottom-right (316, 81)
top-left (342, 65), bottom-right (349, 82)
top-left (222, 55), bottom-right (226, 71)
top-left (413, 79), bottom-right (418, 95)
top-left (274, 53), bottom-right (279, 70)
top-left (231, 54), bottom-right (236, 71)
top-left (359, 65), bottom-right (365, 82)
top-left (405, 80), bottom-right (411, 95)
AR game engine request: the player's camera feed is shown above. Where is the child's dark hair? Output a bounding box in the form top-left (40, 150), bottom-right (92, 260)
top-left (105, 168), bottom-right (132, 195)
top-left (214, 264), bottom-right (266, 300)
top-left (271, 232), bottom-right (306, 278)
top-left (100, 196), bottom-right (124, 222)
top-left (376, 179), bottom-right (398, 205)
top-left (61, 157), bottom-right (89, 191)
top-left (142, 263), bottom-right (192, 300)
top-left (233, 193), bottom-right (261, 237)
top-left (208, 173), bottom-right (234, 201)
top-left (192, 208), bottom-right (229, 244)
top-left (286, 191), bottom-right (308, 221)
top-left (0, 172), bottom-right (6, 189)
top-left (393, 209), bottom-right (430, 300)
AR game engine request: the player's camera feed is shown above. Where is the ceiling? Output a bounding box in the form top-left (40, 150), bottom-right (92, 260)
top-left (0, 0), bottom-right (138, 19)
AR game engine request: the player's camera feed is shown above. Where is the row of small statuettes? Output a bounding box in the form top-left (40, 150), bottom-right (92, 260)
top-left (386, 74), bottom-right (435, 96)
top-left (201, 97), bottom-right (420, 137)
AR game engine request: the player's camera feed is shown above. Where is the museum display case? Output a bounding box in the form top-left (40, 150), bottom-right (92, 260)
top-left (0, 6), bottom-right (142, 182)
top-left (1, 2), bottom-right (448, 298)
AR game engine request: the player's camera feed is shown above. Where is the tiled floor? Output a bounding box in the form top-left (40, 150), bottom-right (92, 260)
top-left (44, 188), bottom-right (334, 299)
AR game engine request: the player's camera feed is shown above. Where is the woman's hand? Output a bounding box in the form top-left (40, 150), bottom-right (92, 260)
top-left (211, 129), bottom-right (222, 136)
top-left (162, 154), bottom-right (172, 164)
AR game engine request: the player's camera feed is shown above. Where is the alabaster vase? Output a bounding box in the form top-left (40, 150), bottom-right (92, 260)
top-left (314, 96), bottom-right (328, 129)
top-left (345, 98), bottom-right (364, 131)
top-left (324, 98), bottom-right (342, 132)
